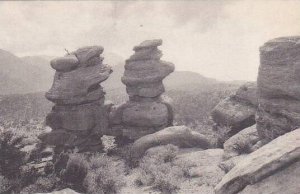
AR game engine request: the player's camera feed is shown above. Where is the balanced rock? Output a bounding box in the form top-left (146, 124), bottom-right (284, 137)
top-left (109, 39), bottom-right (175, 140)
top-left (215, 128), bottom-right (300, 194)
top-left (50, 54), bottom-right (79, 72)
top-left (41, 45), bottom-right (111, 151)
top-left (211, 82), bottom-right (257, 142)
top-left (257, 36), bottom-right (300, 142)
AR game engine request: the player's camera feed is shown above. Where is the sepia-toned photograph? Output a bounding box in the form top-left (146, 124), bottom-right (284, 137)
top-left (0, 1), bottom-right (299, 193)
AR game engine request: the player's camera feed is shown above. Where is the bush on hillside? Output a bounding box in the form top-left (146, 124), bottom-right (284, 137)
top-left (136, 145), bottom-right (196, 194)
top-left (84, 154), bottom-right (126, 194)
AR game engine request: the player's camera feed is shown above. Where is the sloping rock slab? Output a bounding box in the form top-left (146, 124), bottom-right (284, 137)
top-left (215, 128), bottom-right (300, 194)
top-left (130, 126), bottom-right (211, 159)
top-left (239, 160), bottom-right (300, 194)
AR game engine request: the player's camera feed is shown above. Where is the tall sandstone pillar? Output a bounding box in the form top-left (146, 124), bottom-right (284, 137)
top-left (40, 46), bottom-right (112, 152)
top-left (109, 39), bottom-right (175, 140)
top-left (257, 36), bottom-right (300, 142)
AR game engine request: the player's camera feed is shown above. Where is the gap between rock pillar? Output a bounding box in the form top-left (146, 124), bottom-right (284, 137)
top-left (109, 39), bottom-right (175, 141)
top-left (39, 46), bottom-right (112, 152)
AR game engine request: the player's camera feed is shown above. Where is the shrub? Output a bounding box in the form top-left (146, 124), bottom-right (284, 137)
top-left (84, 154), bottom-right (125, 194)
top-left (20, 175), bottom-right (57, 194)
top-left (61, 153), bottom-right (88, 190)
top-left (0, 130), bottom-right (26, 179)
top-left (136, 145), bottom-right (186, 194)
top-left (0, 175), bottom-right (11, 193)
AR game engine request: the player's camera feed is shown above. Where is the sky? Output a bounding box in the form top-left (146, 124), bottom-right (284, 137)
top-left (0, 0), bottom-right (300, 81)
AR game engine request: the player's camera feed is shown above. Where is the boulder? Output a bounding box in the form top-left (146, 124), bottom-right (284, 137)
top-left (211, 96), bottom-right (256, 136)
top-left (46, 64), bottom-right (111, 103)
top-left (72, 45), bottom-right (104, 64)
top-left (133, 39), bottom-right (162, 51)
top-left (50, 55), bottom-right (79, 72)
top-left (223, 125), bottom-right (260, 159)
top-left (130, 126), bottom-right (211, 159)
top-left (46, 100), bottom-right (108, 133)
top-left (214, 128), bottom-right (300, 194)
top-left (128, 48), bottom-right (162, 61)
top-left (46, 86), bottom-right (105, 105)
top-left (126, 81), bottom-right (165, 98)
top-left (235, 82), bottom-right (258, 106)
top-left (122, 101), bottom-right (169, 127)
top-left (257, 36), bottom-right (300, 142)
top-left (122, 61), bottom-right (175, 86)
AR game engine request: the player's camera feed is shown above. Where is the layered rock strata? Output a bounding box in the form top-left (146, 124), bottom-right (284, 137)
top-left (109, 39), bottom-right (175, 140)
top-left (257, 36), bottom-right (300, 142)
top-left (40, 46), bottom-right (112, 152)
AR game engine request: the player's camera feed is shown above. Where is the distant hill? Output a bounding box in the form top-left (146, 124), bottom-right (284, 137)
top-left (0, 49), bottom-right (54, 95)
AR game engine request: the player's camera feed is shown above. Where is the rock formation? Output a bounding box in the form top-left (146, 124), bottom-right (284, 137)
top-left (40, 46), bottom-right (112, 152)
top-left (215, 128), bottom-right (300, 194)
top-left (130, 126), bottom-right (211, 160)
top-left (109, 39), bottom-right (175, 140)
top-left (211, 82), bottom-right (257, 143)
top-left (256, 36), bottom-right (300, 143)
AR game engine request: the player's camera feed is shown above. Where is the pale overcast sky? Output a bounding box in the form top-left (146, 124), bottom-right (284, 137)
top-left (0, 1), bottom-right (299, 81)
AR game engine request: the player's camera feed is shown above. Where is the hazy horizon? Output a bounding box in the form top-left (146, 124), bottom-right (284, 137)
top-left (1, 0), bottom-right (300, 81)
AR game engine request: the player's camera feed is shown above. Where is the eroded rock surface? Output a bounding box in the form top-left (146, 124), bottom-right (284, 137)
top-left (211, 82), bottom-right (257, 142)
top-left (109, 39), bottom-right (175, 140)
top-left (256, 36), bottom-right (300, 142)
top-left (40, 46), bottom-right (111, 151)
top-left (215, 128), bottom-right (300, 194)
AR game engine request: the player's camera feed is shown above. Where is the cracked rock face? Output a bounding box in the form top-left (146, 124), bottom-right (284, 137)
top-left (109, 39), bottom-right (175, 140)
top-left (211, 82), bottom-right (258, 143)
top-left (41, 46), bottom-right (111, 151)
top-left (257, 36), bottom-right (300, 142)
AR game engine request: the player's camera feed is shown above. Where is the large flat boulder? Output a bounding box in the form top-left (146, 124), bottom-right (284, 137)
top-left (215, 128), bottom-right (300, 194)
top-left (257, 36), bottom-right (300, 142)
top-left (130, 126), bottom-right (211, 159)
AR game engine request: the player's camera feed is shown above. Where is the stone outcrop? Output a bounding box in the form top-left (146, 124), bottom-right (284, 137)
top-left (109, 39), bottom-right (175, 140)
top-left (256, 36), bottom-right (300, 142)
top-left (40, 46), bottom-right (112, 152)
top-left (211, 82), bottom-right (257, 143)
top-left (130, 126), bottom-right (211, 159)
top-left (214, 128), bottom-right (300, 194)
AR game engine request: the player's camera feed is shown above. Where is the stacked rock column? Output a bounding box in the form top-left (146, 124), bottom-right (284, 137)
top-left (40, 46), bottom-right (112, 152)
top-left (256, 36), bottom-right (300, 143)
top-left (109, 39), bottom-right (175, 140)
